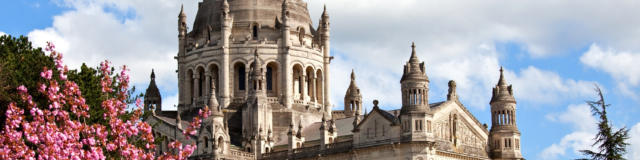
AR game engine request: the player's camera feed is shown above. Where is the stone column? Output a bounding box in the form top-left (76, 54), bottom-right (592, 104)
top-left (302, 72), bottom-right (307, 101)
top-left (193, 75), bottom-right (200, 105)
top-left (311, 75), bottom-right (316, 103)
top-left (245, 67), bottom-right (250, 95)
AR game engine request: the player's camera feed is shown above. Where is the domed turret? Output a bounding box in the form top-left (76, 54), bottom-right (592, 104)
top-left (344, 69), bottom-right (362, 117)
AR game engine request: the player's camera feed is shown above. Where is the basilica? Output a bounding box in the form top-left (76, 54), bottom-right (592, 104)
top-left (143, 0), bottom-right (524, 159)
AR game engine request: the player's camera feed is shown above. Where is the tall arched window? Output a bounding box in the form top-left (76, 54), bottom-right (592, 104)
top-left (315, 69), bottom-right (323, 104)
top-left (252, 24), bottom-right (259, 40)
top-left (204, 137), bottom-right (209, 148)
top-left (235, 63), bottom-right (246, 91)
top-left (266, 62), bottom-right (278, 96)
top-left (266, 66), bottom-right (273, 90)
top-left (187, 70), bottom-right (194, 103)
top-left (197, 67), bottom-right (205, 97)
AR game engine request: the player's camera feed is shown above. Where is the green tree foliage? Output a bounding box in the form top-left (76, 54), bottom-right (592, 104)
top-left (1, 35), bottom-right (143, 129)
top-left (0, 35), bottom-right (56, 129)
top-left (579, 86), bottom-right (630, 160)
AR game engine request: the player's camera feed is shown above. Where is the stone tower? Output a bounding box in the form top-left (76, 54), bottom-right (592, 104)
top-left (144, 69), bottom-right (162, 113)
top-left (399, 42), bottom-right (430, 141)
top-left (242, 51), bottom-right (274, 156)
top-left (344, 69), bottom-right (362, 117)
top-left (174, 0), bottom-right (331, 148)
top-left (489, 67), bottom-right (523, 159)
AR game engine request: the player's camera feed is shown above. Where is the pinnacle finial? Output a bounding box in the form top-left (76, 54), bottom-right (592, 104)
top-left (410, 42), bottom-right (417, 59)
top-left (498, 66), bottom-right (507, 86)
top-left (350, 69), bottom-right (355, 81)
top-left (150, 69), bottom-right (155, 79)
top-left (209, 79), bottom-right (220, 114)
top-left (179, 4), bottom-right (185, 16)
top-left (373, 100), bottom-right (379, 108)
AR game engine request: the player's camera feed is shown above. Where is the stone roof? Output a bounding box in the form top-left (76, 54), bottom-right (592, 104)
top-left (144, 69), bottom-right (161, 99)
top-left (154, 114), bottom-right (190, 131)
top-left (188, 0), bottom-right (315, 41)
top-left (401, 42), bottom-right (429, 82)
top-left (301, 116), bottom-right (357, 141)
top-left (490, 67), bottom-right (516, 104)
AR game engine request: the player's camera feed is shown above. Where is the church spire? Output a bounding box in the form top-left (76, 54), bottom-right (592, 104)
top-left (144, 69), bottom-right (161, 112)
top-left (151, 69), bottom-right (155, 80)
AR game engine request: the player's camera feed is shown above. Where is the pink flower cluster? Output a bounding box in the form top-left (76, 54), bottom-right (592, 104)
top-left (0, 42), bottom-right (207, 160)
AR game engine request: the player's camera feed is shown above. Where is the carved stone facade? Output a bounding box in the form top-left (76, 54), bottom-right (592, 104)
top-left (143, 0), bottom-right (524, 159)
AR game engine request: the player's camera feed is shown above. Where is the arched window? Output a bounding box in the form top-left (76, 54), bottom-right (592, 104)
top-left (187, 70), bottom-right (194, 103)
top-left (204, 137), bottom-right (209, 148)
top-left (266, 66), bottom-right (273, 90)
top-left (315, 69), bottom-right (323, 104)
top-left (234, 63), bottom-right (246, 91)
top-left (252, 25), bottom-right (259, 40)
top-left (218, 137), bottom-right (224, 151)
top-left (197, 67), bottom-right (205, 97)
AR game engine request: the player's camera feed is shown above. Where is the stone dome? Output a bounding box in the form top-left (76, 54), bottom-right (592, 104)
top-left (188, 0), bottom-right (315, 43)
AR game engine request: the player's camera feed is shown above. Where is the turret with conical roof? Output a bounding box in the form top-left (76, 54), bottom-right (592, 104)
top-left (400, 42), bottom-right (430, 114)
top-left (344, 69), bottom-right (362, 117)
top-left (178, 4), bottom-right (187, 37)
top-left (399, 42), bottom-right (430, 142)
top-left (488, 67), bottom-right (523, 159)
top-left (144, 69), bottom-right (162, 113)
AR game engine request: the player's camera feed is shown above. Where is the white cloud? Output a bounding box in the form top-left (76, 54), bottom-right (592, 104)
top-left (24, 0), bottom-right (608, 112)
top-left (540, 104), bottom-right (597, 159)
top-left (628, 123), bottom-right (640, 160)
top-left (508, 66), bottom-right (595, 105)
top-left (27, 0), bottom-right (200, 110)
top-left (0, 31), bottom-right (6, 36)
top-left (304, 0), bottom-right (620, 110)
top-left (581, 44), bottom-right (640, 98)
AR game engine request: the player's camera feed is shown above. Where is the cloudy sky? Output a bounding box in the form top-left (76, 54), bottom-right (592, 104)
top-left (2, 0), bottom-right (640, 159)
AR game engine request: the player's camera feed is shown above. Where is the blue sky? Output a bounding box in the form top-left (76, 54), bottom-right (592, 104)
top-left (2, 0), bottom-right (640, 159)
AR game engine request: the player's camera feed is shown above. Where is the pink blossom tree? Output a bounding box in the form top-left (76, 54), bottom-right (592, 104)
top-left (0, 42), bottom-right (206, 160)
